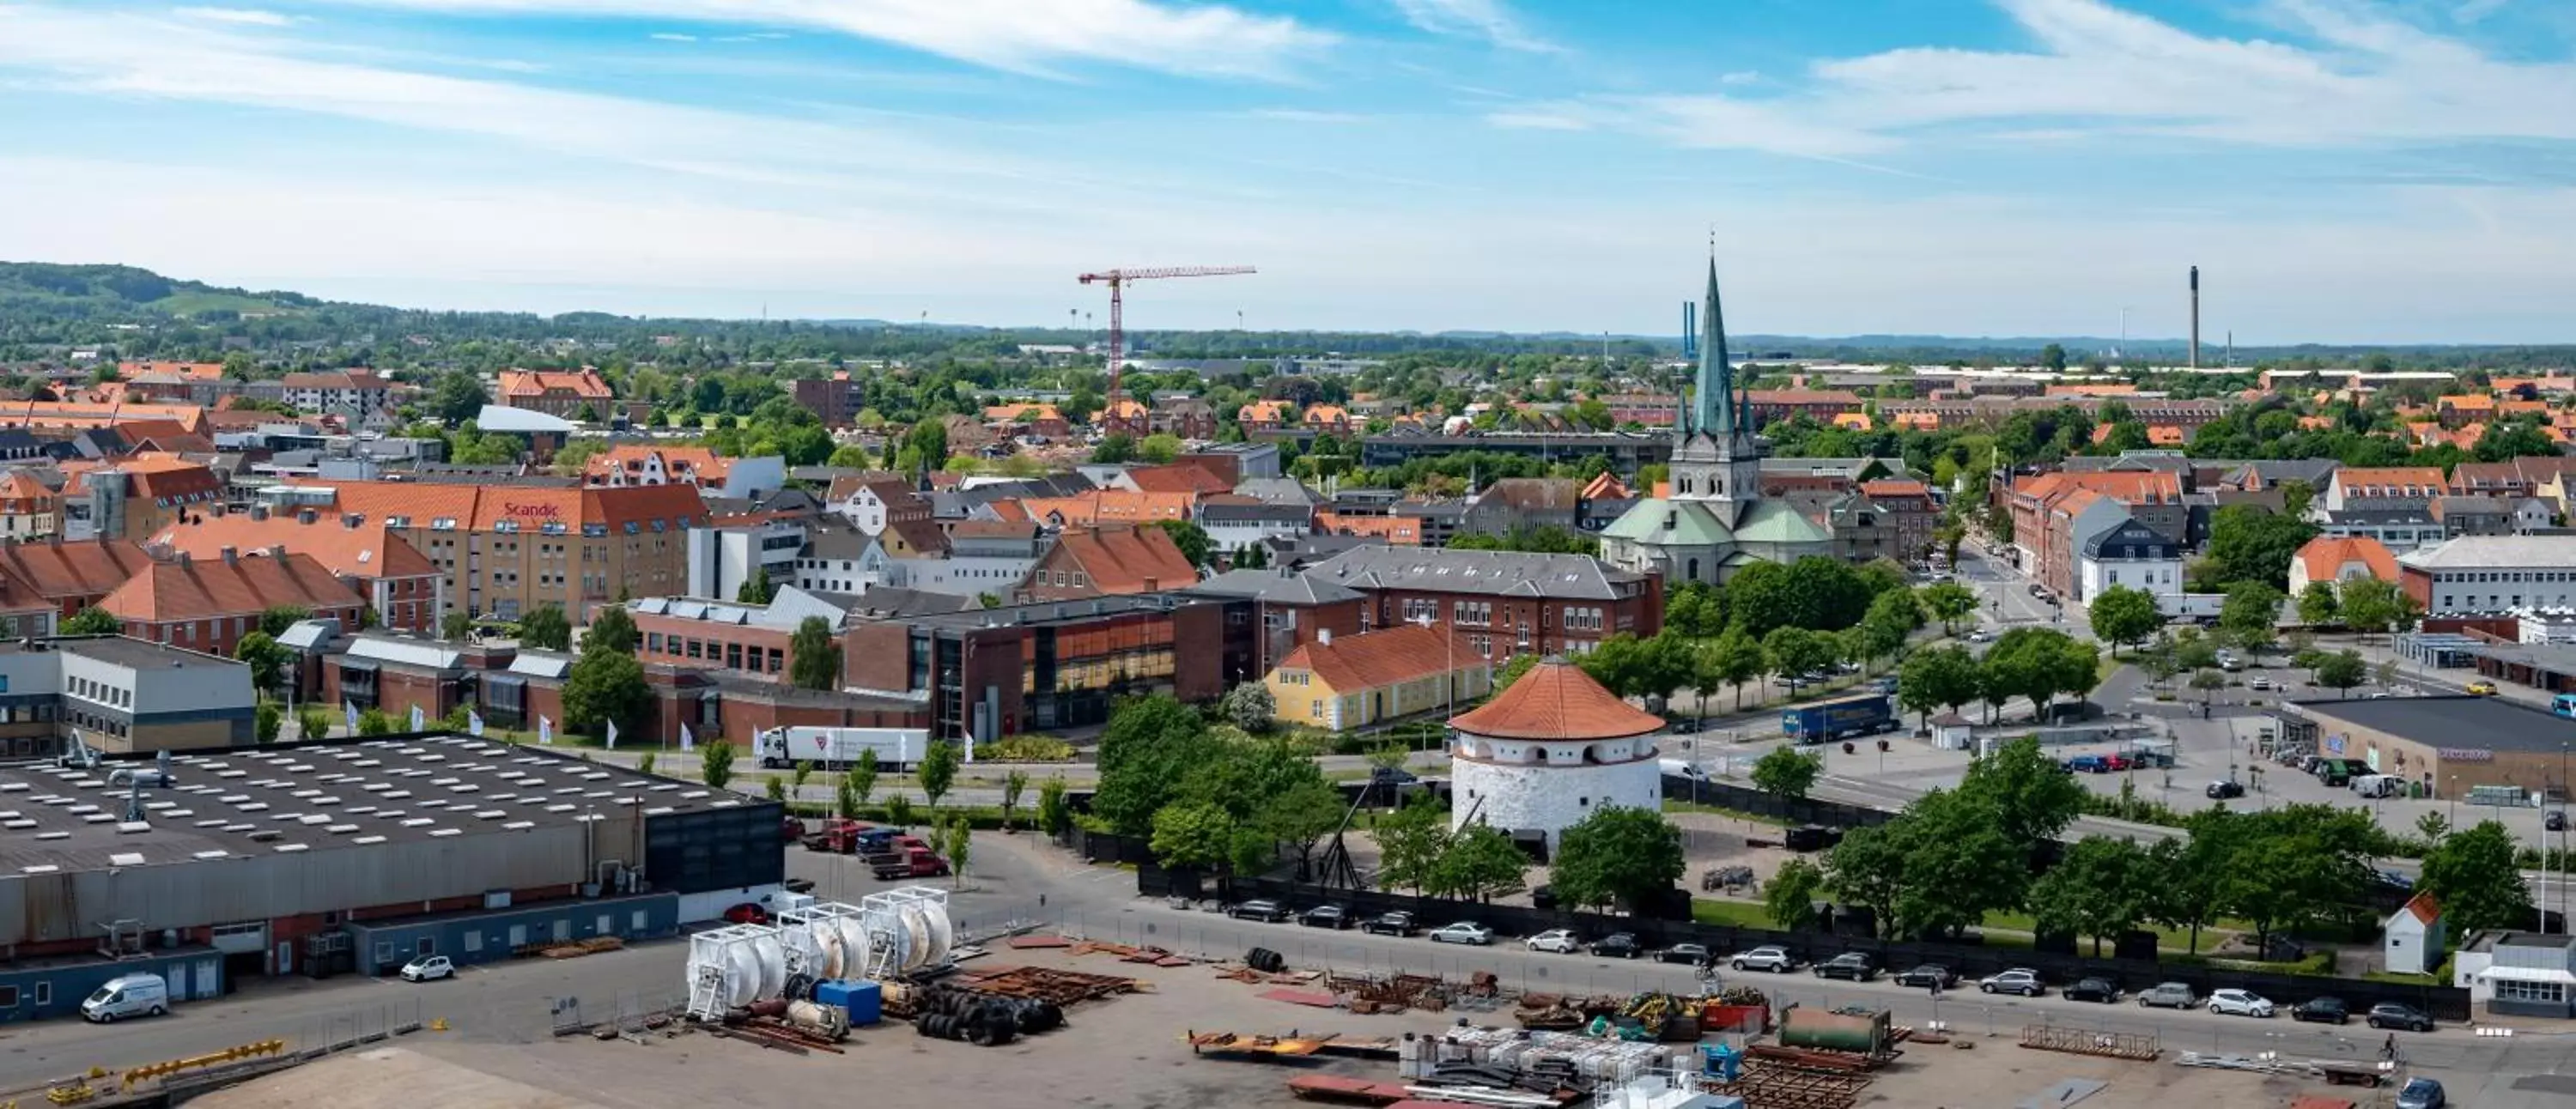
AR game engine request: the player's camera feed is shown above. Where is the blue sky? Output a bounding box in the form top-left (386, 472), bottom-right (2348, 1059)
top-left (2, 0), bottom-right (2573, 342)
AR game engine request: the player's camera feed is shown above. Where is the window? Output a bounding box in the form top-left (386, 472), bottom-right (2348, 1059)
top-left (33, 983), bottom-right (48, 1006)
top-left (2498, 977), bottom-right (2565, 1003)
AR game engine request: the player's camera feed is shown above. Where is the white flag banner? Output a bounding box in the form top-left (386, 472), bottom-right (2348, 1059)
top-left (538, 715), bottom-right (554, 745)
top-left (343, 701), bottom-right (358, 734)
top-left (408, 705), bottom-right (424, 732)
top-left (605, 720), bottom-right (618, 750)
top-left (679, 724), bottom-right (695, 753)
top-left (468, 710), bottom-right (485, 738)
top-left (964, 735), bottom-right (975, 764)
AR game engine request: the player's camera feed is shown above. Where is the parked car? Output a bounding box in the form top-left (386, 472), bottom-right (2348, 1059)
top-left (1979, 969), bottom-right (2044, 997)
top-left (1966, 630), bottom-right (1995, 644)
top-left (1731, 946), bottom-right (1799, 973)
top-left (2367, 1003), bottom-right (2435, 1032)
top-left (399, 954), bottom-right (454, 983)
top-left (2208, 989), bottom-right (2275, 1017)
top-left (2249, 676), bottom-right (2274, 692)
top-left (2293, 997), bottom-right (2350, 1024)
top-left (2063, 755), bottom-right (2111, 774)
top-left (1359, 912), bottom-right (1417, 936)
top-left (2396, 1077), bottom-right (2445, 1109)
top-left (2205, 780), bottom-right (2245, 800)
top-left (1893, 965), bottom-right (1957, 990)
top-left (1526, 928), bottom-right (1583, 954)
top-left (1590, 933), bottom-right (1643, 960)
top-left (80, 973), bottom-right (169, 1023)
top-left (1227, 900), bottom-right (1290, 923)
top-left (1813, 953), bottom-right (1876, 981)
top-left (723, 902), bottom-right (772, 925)
top-left (2100, 754), bottom-right (2131, 772)
top-left (2136, 982), bottom-right (2198, 1009)
top-left (2064, 978), bottom-right (2120, 1003)
top-left (1298, 904), bottom-right (1351, 930)
top-left (1429, 922), bottom-right (1494, 946)
top-left (1369, 766), bottom-right (1419, 786)
top-left (1656, 943), bottom-right (1714, 967)
top-left (2468, 681), bottom-right (2499, 695)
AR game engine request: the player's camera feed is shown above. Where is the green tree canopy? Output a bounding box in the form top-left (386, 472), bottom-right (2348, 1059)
top-left (2026, 835), bottom-right (2160, 955)
top-left (61, 607), bottom-right (120, 636)
top-left (1751, 746), bottom-right (1823, 801)
top-left (789, 615), bottom-right (842, 691)
top-left (586, 605), bottom-right (639, 654)
top-left (233, 630), bottom-right (289, 694)
top-left (1760, 627), bottom-right (1836, 691)
top-left (2296, 580), bottom-right (2342, 625)
top-left (2085, 585), bottom-right (2161, 657)
top-left (562, 649), bottom-right (652, 738)
top-left (2202, 504), bottom-right (2317, 589)
top-left (2418, 821), bottom-right (2533, 933)
top-left (919, 740), bottom-right (962, 808)
top-left (1155, 519), bottom-right (1212, 567)
top-left (1549, 805), bottom-right (1686, 912)
top-left (518, 604), bottom-right (571, 651)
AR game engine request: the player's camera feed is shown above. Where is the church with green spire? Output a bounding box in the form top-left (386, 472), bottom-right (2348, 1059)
top-left (1597, 261), bottom-right (1835, 585)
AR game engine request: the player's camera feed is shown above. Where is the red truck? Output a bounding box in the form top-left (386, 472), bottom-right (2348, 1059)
top-left (869, 840), bottom-right (950, 880)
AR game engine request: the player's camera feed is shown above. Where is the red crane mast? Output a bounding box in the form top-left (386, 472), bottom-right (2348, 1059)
top-left (1077, 265), bottom-right (1255, 403)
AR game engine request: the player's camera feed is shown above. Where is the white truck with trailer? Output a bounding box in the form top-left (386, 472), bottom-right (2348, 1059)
top-left (752, 726), bottom-right (931, 771)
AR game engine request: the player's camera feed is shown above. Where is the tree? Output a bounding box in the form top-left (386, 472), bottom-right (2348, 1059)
top-left (429, 371), bottom-right (489, 425)
top-left (2202, 504), bottom-right (2317, 589)
top-left (2085, 585), bottom-right (2160, 658)
top-left (1889, 788), bottom-right (2030, 937)
top-left (298, 705), bottom-right (332, 742)
top-left (258, 604), bottom-right (313, 638)
top-left (441, 610), bottom-right (474, 642)
top-left (1823, 822), bottom-right (1908, 930)
top-left (700, 739), bottom-right (736, 789)
top-left (357, 708), bottom-right (393, 736)
top-left (850, 748), bottom-right (879, 808)
top-left (999, 769), bottom-right (1029, 829)
top-left (1766, 858), bottom-right (1825, 931)
top-left (1666, 581), bottom-right (1728, 639)
top-left (919, 740), bottom-right (962, 809)
top-left (2340, 578), bottom-right (2420, 639)
top-left (946, 815), bottom-right (972, 886)
top-left (907, 419), bottom-right (950, 471)
top-left (1761, 627), bottom-right (1835, 694)
top-left (1855, 590), bottom-right (1919, 673)
top-left (1897, 645), bottom-right (1981, 725)
top-left (1256, 777), bottom-right (1348, 882)
top-left (61, 607), bottom-right (120, 636)
top-left (1959, 735), bottom-right (2088, 848)
top-left (639, 752), bottom-right (657, 775)
top-left (254, 700), bottom-right (283, 743)
top-left (1138, 433), bottom-right (1182, 464)
top-left (2296, 580), bottom-right (2342, 626)
top-left (1981, 627), bottom-right (2096, 719)
top-left (562, 649), bottom-right (652, 738)
top-left (1155, 519), bottom-right (1212, 567)
top-left (765, 775), bottom-right (786, 802)
top-left (586, 605), bottom-right (639, 655)
top-left (519, 604), bottom-right (571, 651)
top-left (1036, 775), bottom-right (1072, 837)
top-left (789, 615), bottom-right (841, 691)
top-left (2419, 821), bottom-right (2533, 932)
top-left (1232, 542), bottom-right (1270, 571)
top-left (792, 761), bottom-right (815, 795)
top-left (1751, 746), bottom-right (1823, 801)
top-left (885, 793), bottom-right (915, 828)
top-left (2039, 342), bottom-right (2067, 373)
top-left (835, 773), bottom-right (860, 820)
top-left (1371, 793), bottom-right (1450, 895)
top-left (1549, 806), bottom-right (1686, 912)
top-left (1494, 652), bottom-right (1540, 692)
top-left (1429, 823), bottom-right (1528, 901)
top-left (1091, 697), bottom-right (1216, 836)
top-left (2026, 835), bottom-right (2158, 955)
top-left (2314, 649), bottom-right (2366, 696)
top-left (1089, 433), bottom-right (1136, 464)
top-left (234, 631), bottom-right (289, 694)
top-left (2220, 581), bottom-right (2284, 651)
top-left (737, 568), bottom-right (776, 604)
top-left (1149, 802), bottom-right (1237, 870)
top-left (1710, 627), bottom-right (1766, 709)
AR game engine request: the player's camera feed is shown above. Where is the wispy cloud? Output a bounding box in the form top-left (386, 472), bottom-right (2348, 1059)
top-left (172, 6), bottom-right (295, 25)
top-left (1389, 0), bottom-right (1556, 52)
top-left (647, 31), bottom-right (695, 41)
top-left (1249, 108), bottom-right (1365, 124)
top-left (1492, 0), bottom-right (2576, 160)
top-left (301, 0), bottom-right (1333, 79)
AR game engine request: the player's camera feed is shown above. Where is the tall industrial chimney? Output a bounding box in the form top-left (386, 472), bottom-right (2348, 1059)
top-left (2189, 266), bottom-right (2201, 370)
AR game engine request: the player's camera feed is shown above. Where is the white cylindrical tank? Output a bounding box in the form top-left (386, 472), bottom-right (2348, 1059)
top-left (749, 931), bottom-right (787, 1000)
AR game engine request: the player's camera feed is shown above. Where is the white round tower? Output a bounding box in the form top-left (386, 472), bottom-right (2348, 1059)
top-left (1446, 657), bottom-right (1663, 852)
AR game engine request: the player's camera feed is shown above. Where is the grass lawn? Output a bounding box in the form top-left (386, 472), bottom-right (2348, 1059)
top-left (1983, 910), bottom-right (2239, 952)
top-left (1686, 898), bottom-right (2245, 956)
top-left (1691, 899), bottom-right (1775, 928)
top-left (1662, 798), bottom-right (1789, 826)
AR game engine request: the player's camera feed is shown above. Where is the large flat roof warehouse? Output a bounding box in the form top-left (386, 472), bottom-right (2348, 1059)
top-left (0, 735), bottom-right (741, 876)
top-left (2290, 695), bottom-right (2576, 754)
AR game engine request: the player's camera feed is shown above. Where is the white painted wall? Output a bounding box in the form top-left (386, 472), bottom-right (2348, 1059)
top-left (1449, 748), bottom-right (1660, 851)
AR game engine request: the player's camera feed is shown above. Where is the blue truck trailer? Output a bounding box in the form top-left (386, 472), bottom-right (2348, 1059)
top-left (1783, 694), bottom-right (1897, 742)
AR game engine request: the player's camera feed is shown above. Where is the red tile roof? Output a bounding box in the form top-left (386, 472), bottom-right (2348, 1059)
top-left (147, 511), bottom-right (439, 581)
top-left (1020, 490), bottom-right (1195, 526)
top-left (584, 445), bottom-right (734, 485)
top-left (1278, 624), bottom-right (1475, 691)
top-left (1126, 464), bottom-right (1232, 495)
top-left (287, 481), bottom-right (709, 532)
top-left (496, 368), bottom-right (612, 401)
top-left (0, 539), bottom-right (151, 603)
top-left (117, 362), bottom-right (224, 381)
top-left (2399, 891), bottom-right (2439, 926)
top-left (100, 550), bottom-right (363, 624)
top-left (1858, 479), bottom-right (1931, 500)
top-left (2293, 536), bottom-right (2398, 583)
top-left (1448, 658), bottom-right (1662, 741)
top-left (1050, 526), bottom-right (1197, 594)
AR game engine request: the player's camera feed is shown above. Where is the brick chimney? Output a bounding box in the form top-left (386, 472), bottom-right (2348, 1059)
top-left (219, 546), bottom-right (237, 567)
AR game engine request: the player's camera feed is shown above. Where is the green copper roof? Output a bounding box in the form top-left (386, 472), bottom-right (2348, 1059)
top-left (1729, 500), bottom-right (1832, 544)
top-left (1601, 498), bottom-right (1735, 544)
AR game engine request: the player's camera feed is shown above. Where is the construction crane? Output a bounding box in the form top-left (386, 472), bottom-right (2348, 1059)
top-left (1077, 265), bottom-right (1255, 403)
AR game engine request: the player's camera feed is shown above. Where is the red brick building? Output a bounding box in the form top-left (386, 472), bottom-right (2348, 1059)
top-left (1019, 525), bottom-right (1200, 601)
top-left (1186, 567), bottom-right (1369, 677)
top-left (98, 548), bottom-right (365, 656)
top-left (1297, 547), bottom-right (1661, 661)
top-left (791, 373), bottom-right (866, 427)
top-left (844, 593), bottom-right (1249, 739)
top-left (145, 509), bottom-right (446, 633)
top-left (1857, 478), bottom-right (1941, 562)
top-left (496, 368), bottom-right (614, 418)
top-left (0, 537), bottom-right (154, 620)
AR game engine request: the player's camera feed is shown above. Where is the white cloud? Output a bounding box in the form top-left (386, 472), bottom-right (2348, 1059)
top-left (1249, 108), bottom-right (1365, 124)
top-left (1492, 0), bottom-right (2576, 157)
top-left (172, 6), bottom-right (295, 25)
top-left (647, 31), bottom-right (695, 40)
top-left (1388, 0), bottom-right (1556, 52)
top-left (1718, 70), bottom-right (1759, 85)
top-left (301, 0), bottom-right (1333, 79)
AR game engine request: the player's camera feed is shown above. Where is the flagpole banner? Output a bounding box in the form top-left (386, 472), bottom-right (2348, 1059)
top-left (606, 721), bottom-right (618, 750)
top-left (539, 716), bottom-right (554, 745)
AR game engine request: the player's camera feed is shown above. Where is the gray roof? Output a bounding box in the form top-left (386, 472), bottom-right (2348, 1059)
top-left (1234, 477), bottom-right (1322, 506)
top-left (2292, 695), bottom-right (2576, 754)
top-left (2400, 535), bottom-right (2576, 569)
top-left (1200, 500), bottom-right (1313, 525)
top-left (805, 527), bottom-right (874, 561)
top-left (2324, 507), bottom-right (2437, 526)
top-left (1187, 568), bottom-right (1363, 605)
top-left (836, 587), bottom-right (976, 621)
top-left (1304, 546), bottom-right (1643, 599)
top-left (0, 734), bottom-right (744, 875)
top-left (57, 637), bottom-right (243, 672)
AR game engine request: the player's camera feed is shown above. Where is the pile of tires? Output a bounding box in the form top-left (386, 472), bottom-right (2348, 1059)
top-left (1246, 948), bottom-right (1287, 974)
top-left (910, 990), bottom-right (1033, 1046)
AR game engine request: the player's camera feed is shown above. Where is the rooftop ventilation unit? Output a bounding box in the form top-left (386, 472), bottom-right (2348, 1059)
top-left (502, 821), bottom-right (534, 830)
top-left (114, 821), bottom-right (149, 834)
top-left (428, 828), bottom-right (461, 838)
top-left (275, 844), bottom-right (308, 853)
top-left (107, 851), bottom-right (143, 866)
top-left (192, 850), bottom-right (228, 859)
top-left (352, 835), bottom-right (386, 845)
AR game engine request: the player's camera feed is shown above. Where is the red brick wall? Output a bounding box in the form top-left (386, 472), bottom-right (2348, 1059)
top-left (635, 613), bottom-right (799, 680)
top-left (845, 622), bottom-right (912, 692)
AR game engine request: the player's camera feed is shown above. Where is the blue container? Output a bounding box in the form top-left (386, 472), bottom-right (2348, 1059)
top-left (814, 979), bottom-right (882, 1027)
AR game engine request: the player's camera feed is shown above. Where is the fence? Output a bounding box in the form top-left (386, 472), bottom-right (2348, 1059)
top-left (1660, 775), bottom-right (1895, 829)
top-left (1142, 867), bottom-right (2472, 1022)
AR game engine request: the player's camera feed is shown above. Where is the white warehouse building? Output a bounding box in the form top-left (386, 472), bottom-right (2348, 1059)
top-left (1446, 657), bottom-right (1663, 853)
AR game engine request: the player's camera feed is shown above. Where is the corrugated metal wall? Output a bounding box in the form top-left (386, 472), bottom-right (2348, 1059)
top-left (0, 824), bottom-right (603, 945)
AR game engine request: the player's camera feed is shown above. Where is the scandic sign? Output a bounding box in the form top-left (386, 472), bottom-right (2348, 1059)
top-left (501, 503), bottom-right (564, 518)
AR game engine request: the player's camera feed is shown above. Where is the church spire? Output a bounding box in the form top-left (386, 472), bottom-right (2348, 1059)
top-left (1691, 255), bottom-right (1735, 437)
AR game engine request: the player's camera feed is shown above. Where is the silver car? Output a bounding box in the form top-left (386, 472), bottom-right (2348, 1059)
top-left (1730, 945), bottom-right (1798, 973)
top-left (2208, 988), bottom-right (2275, 1017)
top-left (1979, 968), bottom-right (2044, 997)
top-left (1428, 922), bottom-right (1494, 946)
top-left (2137, 982), bottom-right (2197, 1009)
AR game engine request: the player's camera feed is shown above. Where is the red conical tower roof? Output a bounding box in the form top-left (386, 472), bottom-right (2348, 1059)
top-left (1448, 657), bottom-right (1664, 742)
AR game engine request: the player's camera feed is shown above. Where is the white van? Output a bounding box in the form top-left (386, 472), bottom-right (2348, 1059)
top-left (2351, 774), bottom-right (2403, 799)
top-left (81, 973), bottom-right (168, 1023)
top-left (1658, 758), bottom-right (1708, 781)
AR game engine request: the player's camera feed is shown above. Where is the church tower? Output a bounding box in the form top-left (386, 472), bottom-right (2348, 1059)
top-left (1670, 258), bottom-right (1764, 515)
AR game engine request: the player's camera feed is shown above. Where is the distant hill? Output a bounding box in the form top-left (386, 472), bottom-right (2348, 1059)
top-left (0, 262), bottom-right (318, 318)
